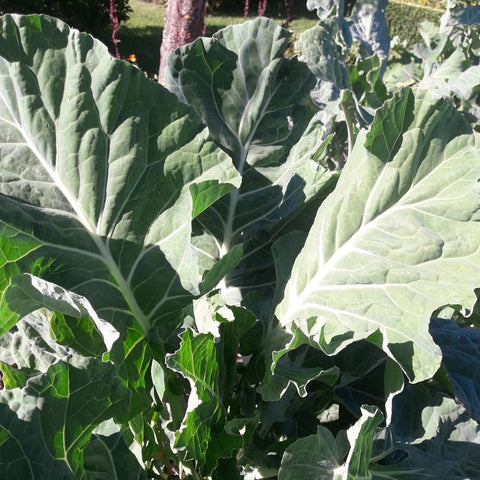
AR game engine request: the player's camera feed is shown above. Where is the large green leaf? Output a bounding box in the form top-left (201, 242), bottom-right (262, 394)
top-left (0, 357), bottom-right (130, 479)
top-left (276, 88), bottom-right (480, 382)
top-left (0, 14), bottom-right (240, 345)
top-left (166, 18), bottom-right (315, 164)
top-left (166, 18), bottom-right (336, 310)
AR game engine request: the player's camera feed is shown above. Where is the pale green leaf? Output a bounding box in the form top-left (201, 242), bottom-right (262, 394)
top-left (0, 14), bottom-right (240, 346)
top-left (296, 23), bottom-right (349, 105)
top-left (276, 88), bottom-right (480, 382)
top-left (350, 0), bottom-right (390, 58)
top-left (418, 49), bottom-right (480, 100)
top-left (307, 0), bottom-right (345, 20)
top-left (166, 18), bottom-right (334, 312)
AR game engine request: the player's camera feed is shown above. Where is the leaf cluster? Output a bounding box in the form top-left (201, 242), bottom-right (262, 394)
top-left (0, 1), bottom-right (480, 479)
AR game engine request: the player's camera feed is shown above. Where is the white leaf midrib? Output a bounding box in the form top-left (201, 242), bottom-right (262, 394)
top-left (6, 103), bottom-right (150, 331)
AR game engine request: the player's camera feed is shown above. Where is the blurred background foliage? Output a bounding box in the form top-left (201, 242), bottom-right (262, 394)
top-left (0, 0), bottom-right (132, 40)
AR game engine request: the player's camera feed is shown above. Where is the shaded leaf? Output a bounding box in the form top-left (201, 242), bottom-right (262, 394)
top-left (0, 14), bottom-right (240, 351)
top-left (0, 358), bottom-right (130, 479)
top-left (167, 18), bottom-right (334, 314)
top-left (259, 348), bottom-right (338, 401)
top-left (84, 432), bottom-right (147, 480)
top-left (430, 318), bottom-right (480, 421)
top-left (373, 389), bottom-right (480, 479)
top-left (279, 426), bottom-right (348, 479)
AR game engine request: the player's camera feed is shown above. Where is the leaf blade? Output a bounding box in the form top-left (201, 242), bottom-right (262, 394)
top-left (276, 89), bottom-right (480, 382)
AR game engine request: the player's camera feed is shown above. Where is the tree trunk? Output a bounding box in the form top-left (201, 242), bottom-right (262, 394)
top-left (258, 0), bottom-right (268, 16)
top-left (158, 0), bottom-right (207, 85)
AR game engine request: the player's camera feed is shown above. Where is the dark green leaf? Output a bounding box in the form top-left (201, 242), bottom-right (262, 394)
top-left (430, 318), bottom-right (480, 421)
top-left (84, 432), bottom-right (147, 480)
top-left (279, 426), bottom-right (348, 479)
top-left (0, 358), bottom-right (130, 479)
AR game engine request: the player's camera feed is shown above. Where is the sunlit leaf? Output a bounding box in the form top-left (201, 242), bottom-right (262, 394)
top-left (277, 89), bottom-right (480, 383)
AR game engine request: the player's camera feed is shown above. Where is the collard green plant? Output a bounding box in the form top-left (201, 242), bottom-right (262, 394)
top-left (384, 1), bottom-right (480, 130)
top-left (0, 5), bottom-right (480, 480)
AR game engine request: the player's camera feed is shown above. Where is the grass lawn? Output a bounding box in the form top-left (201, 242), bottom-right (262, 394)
top-left (116, 1), bottom-right (165, 77)
top-left (116, 0), bottom-right (444, 78)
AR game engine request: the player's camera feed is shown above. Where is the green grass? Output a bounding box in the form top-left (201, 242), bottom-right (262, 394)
top-left (116, 0), bottom-right (445, 78)
top-left (116, 0), bottom-right (165, 76)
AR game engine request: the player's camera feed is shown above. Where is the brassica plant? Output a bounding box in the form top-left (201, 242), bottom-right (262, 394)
top-left (1, 3), bottom-right (480, 479)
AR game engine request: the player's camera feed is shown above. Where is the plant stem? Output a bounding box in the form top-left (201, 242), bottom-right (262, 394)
top-left (151, 411), bottom-right (176, 476)
top-left (340, 90), bottom-right (358, 158)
